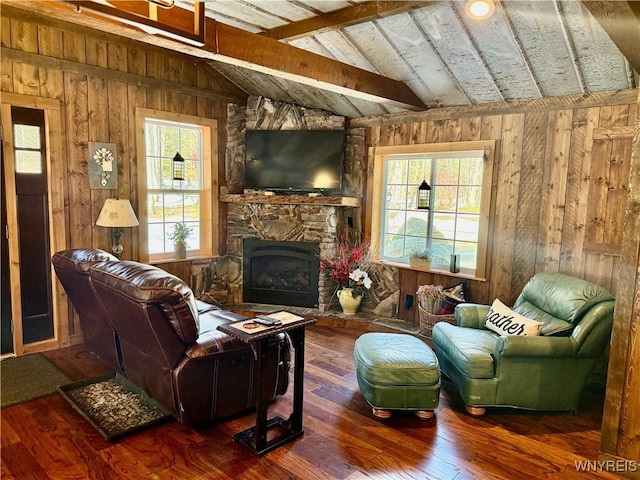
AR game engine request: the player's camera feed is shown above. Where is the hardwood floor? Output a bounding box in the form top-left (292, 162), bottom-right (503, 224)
top-left (1, 325), bottom-right (623, 479)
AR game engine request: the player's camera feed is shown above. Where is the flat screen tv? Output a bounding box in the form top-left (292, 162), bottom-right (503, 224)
top-left (244, 129), bottom-right (345, 195)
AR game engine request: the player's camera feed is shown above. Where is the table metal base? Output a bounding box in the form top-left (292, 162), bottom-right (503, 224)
top-left (216, 321), bottom-right (314, 456)
top-left (234, 415), bottom-right (305, 456)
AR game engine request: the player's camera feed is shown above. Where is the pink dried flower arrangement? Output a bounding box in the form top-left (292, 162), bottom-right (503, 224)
top-left (319, 233), bottom-right (373, 297)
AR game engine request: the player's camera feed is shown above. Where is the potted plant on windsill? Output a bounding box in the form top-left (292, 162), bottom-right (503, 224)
top-left (409, 246), bottom-right (432, 270)
top-left (168, 222), bottom-right (193, 259)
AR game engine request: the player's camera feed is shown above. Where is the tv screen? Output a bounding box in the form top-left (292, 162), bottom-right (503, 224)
top-left (244, 130), bottom-right (345, 195)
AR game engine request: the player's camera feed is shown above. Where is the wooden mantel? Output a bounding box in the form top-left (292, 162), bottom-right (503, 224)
top-left (219, 192), bottom-right (361, 208)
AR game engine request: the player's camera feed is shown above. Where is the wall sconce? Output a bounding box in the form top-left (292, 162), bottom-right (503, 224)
top-left (465, 0), bottom-right (495, 20)
top-left (96, 198), bottom-right (139, 258)
top-left (172, 152), bottom-right (185, 181)
top-left (417, 180), bottom-right (432, 210)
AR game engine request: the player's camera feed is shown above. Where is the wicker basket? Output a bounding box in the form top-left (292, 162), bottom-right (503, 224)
top-left (418, 304), bottom-right (456, 338)
top-left (416, 284), bottom-right (457, 338)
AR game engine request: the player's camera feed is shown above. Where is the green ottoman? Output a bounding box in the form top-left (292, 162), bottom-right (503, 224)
top-left (353, 332), bottom-right (440, 419)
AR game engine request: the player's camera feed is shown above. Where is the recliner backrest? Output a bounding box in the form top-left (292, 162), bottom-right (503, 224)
top-left (52, 248), bottom-right (122, 371)
top-left (90, 261), bottom-right (200, 344)
top-left (88, 261), bottom-right (201, 407)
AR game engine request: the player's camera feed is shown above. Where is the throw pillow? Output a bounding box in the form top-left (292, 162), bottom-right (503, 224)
top-left (485, 299), bottom-right (544, 336)
top-left (434, 282), bottom-right (466, 315)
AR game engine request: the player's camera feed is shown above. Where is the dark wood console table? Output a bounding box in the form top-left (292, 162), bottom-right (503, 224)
top-left (217, 312), bottom-right (316, 456)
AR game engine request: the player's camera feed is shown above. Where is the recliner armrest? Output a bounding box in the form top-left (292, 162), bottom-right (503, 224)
top-left (185, 332), bottom-right (249, 359)
top-left (495, 335), bottom-right (578, 358)
top-left (185, 312), bottom-right (250, 358)
top-left (455, 303), bottom-right (491, 329)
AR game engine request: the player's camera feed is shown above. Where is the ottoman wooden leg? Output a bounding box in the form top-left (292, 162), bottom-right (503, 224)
top-left (466, 405), bottom-right (486, 416)
top-left (372, 408), bottom-right (392, 419)
top-left (415, 410), bottom-right (435, 420)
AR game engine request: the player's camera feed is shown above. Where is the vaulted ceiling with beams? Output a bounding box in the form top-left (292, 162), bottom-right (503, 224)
top-left (191, 0), bottom-right (639, 117)
top-left (7, 1), bottom-right (639, 118)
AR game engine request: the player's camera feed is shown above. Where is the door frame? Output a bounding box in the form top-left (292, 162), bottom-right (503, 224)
top-left (2, 93), bottom-right (69, 356)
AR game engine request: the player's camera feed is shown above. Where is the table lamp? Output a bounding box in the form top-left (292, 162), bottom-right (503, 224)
top-left (96, 198), bottom-right (139, 258)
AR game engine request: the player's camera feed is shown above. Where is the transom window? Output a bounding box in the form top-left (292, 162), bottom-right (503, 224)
top-left (13, 123), bottom-right (43, 174)
top-left (136, 109), bottom-right (218, 262)
top-left (371, 141), bottom-right (494, 279)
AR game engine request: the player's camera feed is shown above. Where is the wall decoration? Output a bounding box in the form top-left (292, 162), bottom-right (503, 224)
top-left (89, 142), bottom-right (117, 189)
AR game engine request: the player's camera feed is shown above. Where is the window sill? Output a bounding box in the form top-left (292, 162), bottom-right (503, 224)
top-left (150, 255), bottom-right (218, 265)
top-left (380, 259), bottom-right (486, 282)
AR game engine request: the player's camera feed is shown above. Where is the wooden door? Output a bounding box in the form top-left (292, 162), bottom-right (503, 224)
top-left (10, 107), bottom-right (54, 344)
top-left (1, 93), bottom-right (69, 355)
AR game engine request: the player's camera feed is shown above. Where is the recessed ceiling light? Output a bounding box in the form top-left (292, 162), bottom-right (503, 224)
top-left (465, 0), bottom-right (495, 20)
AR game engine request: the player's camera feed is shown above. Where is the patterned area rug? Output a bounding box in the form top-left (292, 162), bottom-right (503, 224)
top-left (59, 373), bottom-right (172, 441)
top-left (1, 353), bottom-right (72, 408)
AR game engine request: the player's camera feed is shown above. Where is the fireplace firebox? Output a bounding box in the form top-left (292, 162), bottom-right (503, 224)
top-left (243, 239), bottom-right (319, 308)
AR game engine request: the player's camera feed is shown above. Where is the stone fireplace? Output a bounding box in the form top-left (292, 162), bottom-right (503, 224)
top-left (243, 238), bottom-right (319, 308)
top-left (224, 199), bottom-right (357, 312)
top-left (189, 96), bottom-right (399, 317)
top-left (190, 197), bottom-right (399, 316)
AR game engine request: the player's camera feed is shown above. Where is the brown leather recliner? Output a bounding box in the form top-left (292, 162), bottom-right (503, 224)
top-left (87, 260), bottom-right (291, 426)
top-left (52, 248), bottom-right (124, 373)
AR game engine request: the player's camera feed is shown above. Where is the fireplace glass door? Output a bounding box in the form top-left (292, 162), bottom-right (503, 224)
top-left (243, 239), bottom-right (319, 308)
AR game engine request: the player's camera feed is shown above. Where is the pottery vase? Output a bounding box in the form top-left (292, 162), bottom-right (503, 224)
top-left (174, 243), bottom-right (187, 260)
top-left (409, 257), bottom-right (431, 270)
top-left (337, 288), bottom-right (362, 315)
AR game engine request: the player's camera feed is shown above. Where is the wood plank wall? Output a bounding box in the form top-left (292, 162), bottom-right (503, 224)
top-left (1, 8), bottom-right (246, 347)
top-left (352, 90), bottom-right (638, 324)
top-left (599, 89), bottom-right (640, 478)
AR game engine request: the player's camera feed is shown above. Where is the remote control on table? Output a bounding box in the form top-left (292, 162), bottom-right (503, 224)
top-left (253, 315), bottom-right (282, 326)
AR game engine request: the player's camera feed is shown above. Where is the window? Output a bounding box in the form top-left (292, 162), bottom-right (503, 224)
top-left (371, 141), bottom-right (494, 279)
top-left (136, 109), bottom-right (218, 262)
top-left (13, 122), bottom-right (43, 174)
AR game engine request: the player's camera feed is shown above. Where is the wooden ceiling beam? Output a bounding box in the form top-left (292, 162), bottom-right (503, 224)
top-left (66, 0), bottom-right (205, 46)
top-left (261, 1), bottom-right (436, 42)
top-left (10, 1), bottom-right (425, 111)
top-left (209, 21), bottom-right (425, 110)
top-left (583, 1), bottom-right (640, 74)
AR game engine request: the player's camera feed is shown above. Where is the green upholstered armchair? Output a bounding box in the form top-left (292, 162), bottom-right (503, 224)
top-left (432, 273), bottom-right (615, 415)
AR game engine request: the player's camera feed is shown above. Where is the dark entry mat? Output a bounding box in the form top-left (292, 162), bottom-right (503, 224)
top-left (1, 353), bottom-right (72, 408)
top-left (59, 373), bottom-right (172, 441)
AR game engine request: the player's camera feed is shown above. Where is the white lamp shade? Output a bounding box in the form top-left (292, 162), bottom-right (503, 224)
top-left (96, 199), bottom-right (139, 227)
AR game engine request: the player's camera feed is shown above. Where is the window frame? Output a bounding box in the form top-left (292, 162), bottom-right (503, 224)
top-left (370, 140), bottom-right (495, 280)
top-left (135, 108), bottom-right (218, 263)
